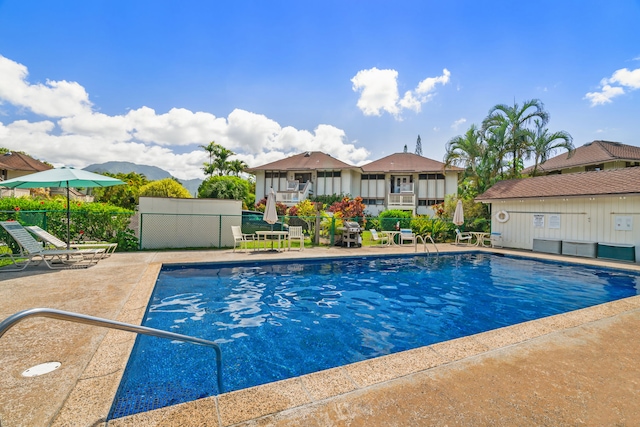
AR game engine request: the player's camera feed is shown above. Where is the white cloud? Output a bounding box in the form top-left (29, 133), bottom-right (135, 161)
top-left (0, 55), bottom-right (92, 117)
top-left (351, 67), bottom-right (450, 119)
top-left (585, 67), bottom-right (640, 106)
top-left (0, 55), bottom-right (371, 180)
top-left (608, 67), bottom-right (640, 89)
top-left (584, 84), bottom-right (625, 106)
top-left (350, 68), bottom-right (401, 117)
top-left (451, 118), bottom-right (467, 129)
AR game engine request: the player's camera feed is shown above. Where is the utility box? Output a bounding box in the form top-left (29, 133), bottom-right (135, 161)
top-left (597, 243), bottom-right (636, 262)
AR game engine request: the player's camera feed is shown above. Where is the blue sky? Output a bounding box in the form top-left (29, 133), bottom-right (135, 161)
top-left (0, 0), bottom-right (638, 180)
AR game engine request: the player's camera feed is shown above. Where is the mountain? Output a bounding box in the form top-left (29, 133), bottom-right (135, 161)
top-left (83, 161), bottom-right (202, 196)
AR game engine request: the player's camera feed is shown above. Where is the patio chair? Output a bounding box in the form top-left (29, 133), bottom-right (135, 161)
top-left (0, 221), bottom-right (105, 271)
top-left (369, 229), bottom-right (389, 245)
top-left (399, 229), bottom-right (416, 245)
top-left (25, 225), bottom-right (117, 257)
top-left (231, 225), bottom-right (255, 252)
top-left (287, 226), bottom-right (304, 251)
top-left (455, 228), bottom-right (473, 245)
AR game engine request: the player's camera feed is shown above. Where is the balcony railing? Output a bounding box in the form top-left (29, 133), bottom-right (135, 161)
top-left (277, 181), bottom-right (313, 205)
top-left (387, 193), bottom-right (415, 208)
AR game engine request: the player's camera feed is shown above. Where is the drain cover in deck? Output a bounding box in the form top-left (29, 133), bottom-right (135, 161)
top-left (22, 362), bottom-right (61, 377)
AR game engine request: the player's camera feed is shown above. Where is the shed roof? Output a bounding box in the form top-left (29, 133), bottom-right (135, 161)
top-left (0, 152), bottom-right (52, 173)
top-left (361, 152), bottom-right (460, 173)
top-left (476, 167), bottom-right (640, 201)
top-left (522, 140), bottom-right (640, 174)
top-left (246, 151), bottom-right (354, 172)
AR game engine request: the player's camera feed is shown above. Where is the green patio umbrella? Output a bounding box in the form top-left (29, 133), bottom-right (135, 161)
top-left (0, 167), bottom-right (126, 249)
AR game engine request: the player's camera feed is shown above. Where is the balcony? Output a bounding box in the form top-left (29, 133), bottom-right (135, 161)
top-left (387, 193), bottom-right (415, 212)
top-left (277, 181), bottom-right (313, 206)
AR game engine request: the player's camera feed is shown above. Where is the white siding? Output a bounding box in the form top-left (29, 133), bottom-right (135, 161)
top-left (489, 196), bottom-right (640, 260)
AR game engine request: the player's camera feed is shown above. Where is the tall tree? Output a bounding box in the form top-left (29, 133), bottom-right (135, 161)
top-left (228, 159), bottom-right (248, 176)
top-left (526, 119), bottom-right (574, 177)
top-left (415, 135), bottom-right (423, 156)
top-left (482, 99), bottom-right (549, 178)
top-left (201, 141), bottom-right (236, 176)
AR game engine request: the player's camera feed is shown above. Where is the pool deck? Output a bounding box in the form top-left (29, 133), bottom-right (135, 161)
top-left (1, 244), bottom-right (640, 426)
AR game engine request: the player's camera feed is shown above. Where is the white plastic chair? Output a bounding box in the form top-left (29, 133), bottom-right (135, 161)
top-left (287, 226), bottom-right (304, 251)
top-left (0, 221), bottom-right (104, 271)
top-left (369, 229), bottom-right (389, 245)
top-left (26, 225), bottom-right (117, 257)
top-left (399, 229), bottom-right (416, 245)
top-left (455, 228), bottom-right (473, 245)
top-left (231, 225), bottom-right (255, 252)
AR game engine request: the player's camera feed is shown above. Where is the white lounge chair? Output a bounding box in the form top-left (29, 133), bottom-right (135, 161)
top-left (287, 226), bottom-right (304, 251)
top-left (25, 225), bottom-right (117, 257)
top-left (0, 221), bottom-right (105, 271)
top-left (455, 228), bottom-right (473, 245)
top-left (231, 225), bottom-right (255, 252)
top-left (369, 229), bottom-right (389, 245)
top-left (399, 229), bottom-right (416, 245)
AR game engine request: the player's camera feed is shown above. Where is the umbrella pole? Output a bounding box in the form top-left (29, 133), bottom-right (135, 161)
top-left (66, 184), bottom-right (71, 250)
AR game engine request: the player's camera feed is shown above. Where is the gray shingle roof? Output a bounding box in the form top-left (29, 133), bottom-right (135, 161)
top-left (361, 152), bottom-right (460, 173)
top-left (523, 140), bottom-right (640, 174)
top-left (0, 152), bottom-right (52, 173)
top-left (476, 167), bottom-right (640, 201)
top-left (245, 151), bottom-right (354, 171)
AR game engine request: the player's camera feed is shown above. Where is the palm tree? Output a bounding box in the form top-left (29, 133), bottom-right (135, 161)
top-left (527, 120), bottom-right (574, 177)
top-left (212, 144), bottom-right (235, 176)
top-left (200, 141), bottom-right (217, 177)
top-left (444, 124), bottom-right (484, 175)
top-left (483, 99), bottom-right (549, 178)
top-left (228, 159), bottom-right (248, 176)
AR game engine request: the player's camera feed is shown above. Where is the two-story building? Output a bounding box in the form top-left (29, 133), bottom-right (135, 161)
top-left (247, 151), bottom-right (462, 216)
top-left (523, 140), bottom-right (640, 176)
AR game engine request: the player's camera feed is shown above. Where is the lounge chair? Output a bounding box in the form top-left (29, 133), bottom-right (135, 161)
top-left (231, 225), bottom-right (255, 252)
top-left (25, 225), bottom-right (117, 257)
top-left (399, 229), bottom-right (416, 245)
top-left (455, 228), bottom-right (473, 245)
top-left (369, 229), bottom-right (389, 245)
top-left (0, 221), bottom-right (105, 271)
top-left (287, 226), bottom-right (304, 251)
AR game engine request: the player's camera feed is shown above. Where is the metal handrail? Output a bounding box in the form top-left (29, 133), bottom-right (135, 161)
top-left (415, 234), bottom-right (439, 255)
top-left (0, 307), bottom-right (223, 393)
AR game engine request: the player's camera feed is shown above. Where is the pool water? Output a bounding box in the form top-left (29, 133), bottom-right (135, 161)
top-left (109, 253), bottom-right (640, 419)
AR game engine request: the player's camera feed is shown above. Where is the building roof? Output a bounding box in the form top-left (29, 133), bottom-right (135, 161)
top-left (361, 152), bottom-right (460, 173)
top-left (523, 140), bottom-right (640, 174)
top-left (476, 167), bottom-right (640, 201)
top-left (0, 152), bottom-right (52, 173)
top-left (246, 151), bottom-right (355, 172)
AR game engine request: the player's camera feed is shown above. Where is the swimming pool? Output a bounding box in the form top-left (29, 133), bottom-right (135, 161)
top-left (109, 252), bottom-right (640, 419)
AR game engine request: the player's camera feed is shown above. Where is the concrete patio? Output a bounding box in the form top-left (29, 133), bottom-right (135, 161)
top-left (1, 244), bottom-right (639, 426)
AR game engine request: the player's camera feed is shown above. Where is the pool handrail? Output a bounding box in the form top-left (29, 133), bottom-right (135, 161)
top-left (0, 307), bottom-right (223, 394)
top-left (415, 234), bottom-right (439, 255)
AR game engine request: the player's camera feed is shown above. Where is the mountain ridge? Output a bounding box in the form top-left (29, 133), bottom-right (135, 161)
top-left (83, 161), bottom-right (202, 196)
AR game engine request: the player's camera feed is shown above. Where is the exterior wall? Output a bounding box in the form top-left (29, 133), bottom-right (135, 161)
top-left (489, 196), bottom-right (640, 261)
top-left (252, 165), bottom-right (460, 217)
top-left (138, 197), bottom-right (241, 249)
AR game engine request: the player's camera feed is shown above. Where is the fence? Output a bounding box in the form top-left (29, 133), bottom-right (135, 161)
top-left (1, 210), bottom-right (486, 251)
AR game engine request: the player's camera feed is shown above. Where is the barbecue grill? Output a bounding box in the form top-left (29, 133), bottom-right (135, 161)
top-left (340, 221), bottom-right (362, 247)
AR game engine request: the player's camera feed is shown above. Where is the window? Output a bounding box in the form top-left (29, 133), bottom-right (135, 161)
top-left (626, 162), bottom-right (640, 168)
top-left (265, 172), bottom-right (280, 178)
top-left (419, 173), bottom-right (445, 180)
top-left (585, 164), bottom-right (604, 172)
top-left (362, 198), bottom-right (384, 205)
top-left (318, 171), bottom-right (341, 178)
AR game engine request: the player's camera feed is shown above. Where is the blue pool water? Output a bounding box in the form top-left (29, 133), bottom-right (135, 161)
top-left (109, 253), bottom-right (640, 419)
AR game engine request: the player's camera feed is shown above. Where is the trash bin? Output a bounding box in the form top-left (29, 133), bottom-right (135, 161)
top-left (490, 232), bottom-right (502, 248)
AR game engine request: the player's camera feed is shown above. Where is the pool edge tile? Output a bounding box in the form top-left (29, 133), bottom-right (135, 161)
top-left (217, 377), bottom-right (311, 426)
